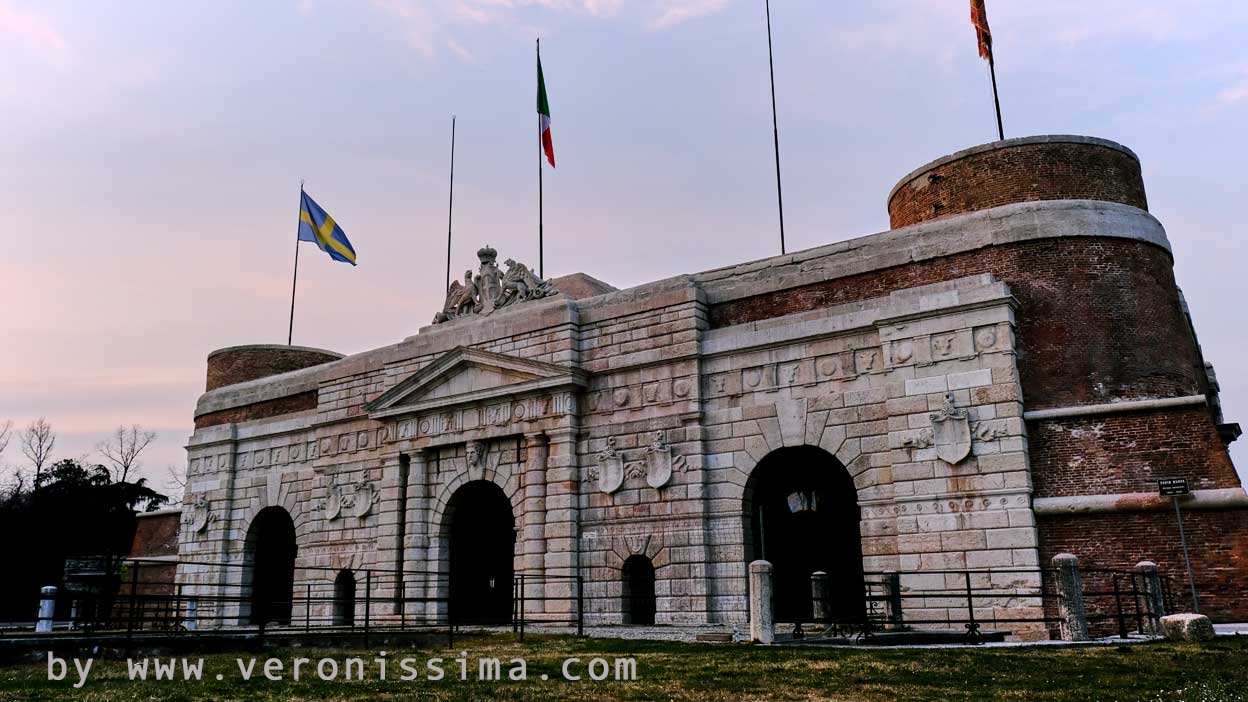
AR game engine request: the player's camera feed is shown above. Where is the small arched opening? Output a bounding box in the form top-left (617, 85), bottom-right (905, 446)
top-left (333, 569), bottom-right (356, 627)
top-left (621, 555), bottom-right (657, 625)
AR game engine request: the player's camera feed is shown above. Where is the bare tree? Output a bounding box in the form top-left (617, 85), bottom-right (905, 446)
top-left (97, 424), bottom-right (157, 484)
top-left (20, 417), bottom-right (56, 487)
top-left (164, 463), bottom-right (187, 503)
top-left (0, 419), bottom-right (11, 457)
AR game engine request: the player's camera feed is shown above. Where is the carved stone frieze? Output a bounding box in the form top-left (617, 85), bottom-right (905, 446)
top-left (386, 392), bottom-right (576, 443)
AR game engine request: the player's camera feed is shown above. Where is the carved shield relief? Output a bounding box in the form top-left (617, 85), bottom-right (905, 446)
top-left (596, 436), bottom-right (625, 494)
top-left (930, 392), bottom-right (971, 466)
top-left (187, 495), bottom-right (213, 534)
top-left (351, 481), bottom-right (377, 518)
top-left (599, 455), bottom-right (624, 494)
top-left (325, 488), bottom-right (343, 520)
top-left (645, 447), bottom-right (673, 490)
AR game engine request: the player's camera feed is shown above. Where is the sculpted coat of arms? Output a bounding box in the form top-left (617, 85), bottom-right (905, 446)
top-left (590, 432), bottom-right (687, 495)
top-left (929, 392), bottom-right (972, 466)
top-left (595, 436), bottom-right (625, 495)
top-left (185, 494), bottom-right (215, 535)
top-left (433, 245), bottom-right (557, 324)
top-left (325, 479), bottom-right (380, 520)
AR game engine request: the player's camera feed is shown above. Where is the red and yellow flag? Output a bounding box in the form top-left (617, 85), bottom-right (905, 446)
top-left (970, 0), bottom-right (993, 63)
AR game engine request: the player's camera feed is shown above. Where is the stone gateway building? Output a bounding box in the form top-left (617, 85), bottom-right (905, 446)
top-left (179, 135), bottom-right (1246, 632)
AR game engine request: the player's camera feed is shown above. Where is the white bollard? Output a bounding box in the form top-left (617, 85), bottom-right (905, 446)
top-left (748, 560), bottom-right (774, 644)
top-left (36, 586), bottom-right (57, 633)
top-left (810, 571), bottom-right (830, 622)
top-left (1053, 553), bottom-right (1089, 642)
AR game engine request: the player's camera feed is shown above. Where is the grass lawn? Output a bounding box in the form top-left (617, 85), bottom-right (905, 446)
top-left (2, 633), bottom-right (1246, 701)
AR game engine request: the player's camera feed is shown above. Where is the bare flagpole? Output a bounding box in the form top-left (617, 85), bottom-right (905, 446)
top-left (765, 0), bottom-right (786, 255)
top-left (988, 56), bottom-right (1004, 141)
top-left (288, 180), bottom-right (304, 346)
top-left (537, 38), bottom-right (544, 279)
top-left (446, 116), bottom-right (456, 292)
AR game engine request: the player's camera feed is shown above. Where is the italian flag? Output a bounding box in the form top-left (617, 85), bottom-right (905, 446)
top-left (537, 50), bottom-right (555, 168)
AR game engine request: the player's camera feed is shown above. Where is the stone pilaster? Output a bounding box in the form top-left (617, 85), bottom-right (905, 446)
top-left (402, 450), bottom-right (436, 621)
top-left (521, 433), bottom-right (549, 612)
top-left (543, 428), bottom-right (580, 616)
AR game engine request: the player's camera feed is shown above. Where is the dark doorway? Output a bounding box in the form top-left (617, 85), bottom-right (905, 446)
top-left (246, 507), bottom-right (297, 625)
top-left (744, 446), bottom-right (865, 623)
top-left (333, 569), bottom-right (356, 626)
top-left (622, 555), bottom-right (656, 625)
top-left (447, 481), bottom-right (515, 624)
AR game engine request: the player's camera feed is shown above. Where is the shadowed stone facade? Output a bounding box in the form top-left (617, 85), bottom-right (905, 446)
top-left (177, 135), bottom-right (1246, 628)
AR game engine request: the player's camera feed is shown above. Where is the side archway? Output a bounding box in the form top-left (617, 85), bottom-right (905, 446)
top-left (742, 445), bottom-right (865, 623)
top-left (242, 506), bottom-right (298, 625)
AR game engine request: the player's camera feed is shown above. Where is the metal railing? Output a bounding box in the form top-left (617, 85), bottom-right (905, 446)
top-left (779, 565), bottom-right (1173, 643)
top-left (25, 558), bottom-right (586, 648)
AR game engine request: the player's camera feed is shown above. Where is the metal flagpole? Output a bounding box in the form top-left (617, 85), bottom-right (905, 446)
top-left (988, 57), bottom-right (1004, 141)
top-left (446, 116), bottom-right (456, 293)
top-left (288, 180), bottom-right (304, 346)
top-left (1173, 497), bottom-right (1200, 612)
top-left (765, 0), bottom-right (786, 255)
top-left (537, 38), bottom-right (544, 279)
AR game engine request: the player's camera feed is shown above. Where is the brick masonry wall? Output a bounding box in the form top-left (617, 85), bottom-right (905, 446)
top-left (888, 141), bottom-right (1147, 229)
top-left (194, 390), bottom-right (318, 429)
top-left (710, 237), bottom-right (1203, 411)
top-left (1038, 510), bottom-right (1248, 622)
top-left (206, 346), bottom-right (341, 391)
top-left (129, 511), bottom-right (182, 597)
top-left (1029, 407), bottom-right (1241, 497)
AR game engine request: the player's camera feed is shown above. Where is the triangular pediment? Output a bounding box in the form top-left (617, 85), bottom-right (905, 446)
top-left (366, 346), bottom-right (585, 418)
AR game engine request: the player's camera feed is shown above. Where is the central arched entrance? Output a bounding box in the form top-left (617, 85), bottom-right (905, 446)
top-left (744, 446), bottom-right (865, 623)
top-left (244, 506), bottom-right (297, 625)
top-left (446, 480), bottom-right (515, 624)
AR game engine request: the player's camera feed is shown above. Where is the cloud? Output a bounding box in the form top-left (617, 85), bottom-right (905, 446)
top-left (647, 0), bottom-right (727, 31)
top-left (0, 1), bottom-right (70, 61)
top-left (367, 0), bottom-right (725, 60)
top-left (1218, 83), bottom-right (1248, 103)
top-left (1217, 67), bottom-right (1248, 104)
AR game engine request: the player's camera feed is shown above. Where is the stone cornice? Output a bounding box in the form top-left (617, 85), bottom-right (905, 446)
top-left (1034, 488), bottom-right (1248, 515)
top-left (694, 199), bottom-right (1169, 306)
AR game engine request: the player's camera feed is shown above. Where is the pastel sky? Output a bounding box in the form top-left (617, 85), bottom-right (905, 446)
top-left (2, 0), bottom-right (1246, 498)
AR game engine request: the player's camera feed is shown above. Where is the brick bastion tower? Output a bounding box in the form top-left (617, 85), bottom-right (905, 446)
top-left (177, 135), bottom-right (1245, 634)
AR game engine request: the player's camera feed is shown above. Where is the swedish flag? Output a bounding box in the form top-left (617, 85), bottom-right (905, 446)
top-left (298, 190), bottom-right (357, 265)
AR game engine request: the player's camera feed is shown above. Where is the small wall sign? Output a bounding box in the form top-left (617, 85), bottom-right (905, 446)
top-left (1158, 477), bottom-right (1190, 497)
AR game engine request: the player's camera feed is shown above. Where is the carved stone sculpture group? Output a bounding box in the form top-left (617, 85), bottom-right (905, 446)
top-left (433, 245), bottom-right (557, 324)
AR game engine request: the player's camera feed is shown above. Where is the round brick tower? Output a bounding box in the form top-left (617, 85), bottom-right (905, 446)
top-left (886, 135), bottom-right (1148, 229)
top-left (205, 344), bottom-right (343, 391)
top-left (881, 135), bottom-right (1202, 410)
